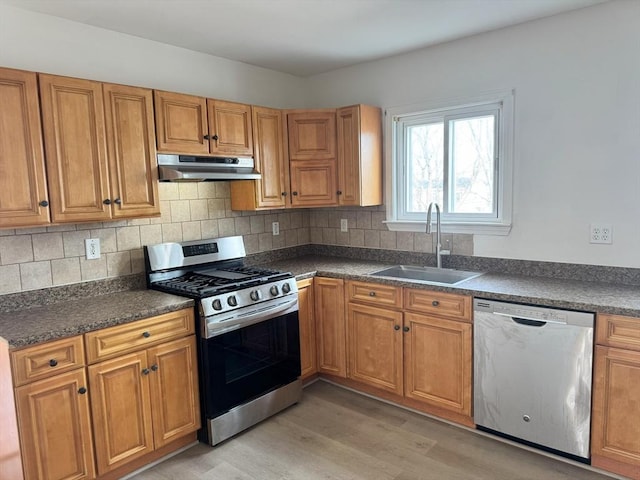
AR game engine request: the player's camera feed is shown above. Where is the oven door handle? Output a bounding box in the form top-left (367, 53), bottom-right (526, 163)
top-left (205, 296), bottom-right (299, 338)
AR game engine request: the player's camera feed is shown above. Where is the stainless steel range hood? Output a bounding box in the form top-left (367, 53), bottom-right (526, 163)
top-left (157, 154), bottom-right (261, 181)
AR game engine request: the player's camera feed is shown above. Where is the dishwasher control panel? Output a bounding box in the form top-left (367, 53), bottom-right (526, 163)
top-left (474, 299), bottom-right (594, 327)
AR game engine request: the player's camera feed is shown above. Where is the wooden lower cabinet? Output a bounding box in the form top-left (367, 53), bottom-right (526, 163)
top-left (403, 312), bottom-right (472, 417)
top-left (297, 278), bottom-right (317, 380)
top-left (15, 368), bottom-right (96, 480)
top-left (347, 302), bottom-right (403, 395)
top-left (89, 336), bottom-right (200, 476)
top-left (314, 277), bottom-right (346, 377)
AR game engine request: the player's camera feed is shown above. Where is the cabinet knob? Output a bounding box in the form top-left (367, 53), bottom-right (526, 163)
top-left (142, 331), bottom-right (151, 338)
top-left (203, 134), bottom-right (211, 140)
top-left (369, 291), bottom-right (376, 297)
top-left (337, 190), bottom-right (342, 195)
top-left (403, 326), bottom-right (410, 332)
top-left (142, 368), bottom-right (150, 375)
top-left (212, 134), bottom-right (219, 141)
top-left (114, 198), bottom-right (121, 205)
top-left (292, 191), bottom-right (298, 196)
top-left (49, 359), bottom-right (58, 367)
top-left (432, 300), bottom-right (440, 307)
top-left (39, 200), bottom-right (49, 207)
top-left (394, 325), bottom-right (400, 331)
top-left (281, 192), bottom-right (287, 196)
top-left (103, 199), bottom-right (112, 205)
top-left (151, 364), bottom-right (159, 372)
top-left (78, 387), bottom-right (87, 394)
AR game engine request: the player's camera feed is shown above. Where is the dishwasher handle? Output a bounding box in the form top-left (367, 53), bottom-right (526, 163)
top-left (493, 311), bottom-right (566, 326)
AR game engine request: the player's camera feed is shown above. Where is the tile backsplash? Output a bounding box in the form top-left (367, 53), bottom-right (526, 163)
top-left (0, 183), bottom-right (473, 294)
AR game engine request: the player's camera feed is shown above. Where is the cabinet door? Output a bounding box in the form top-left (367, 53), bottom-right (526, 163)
top-left (336, 105), bottom-right (382, 207)
top-left (15, 369), bottom-right (95, 480)
top-left (88, 351), bottom-right (154, 475)
top-left (403, 312), bottom-right (472, 417)
top-left (347, 302), bottom-right (403, 395)
top-left (39, 74), bottom-right (111, 223)
top-left (147, 336), bottom-right (201, 448)
top-left (289, 160), bottom-right (337, 207)
top-left (207, 99), bottom-right (253, 156)
top-left (0, 67), bottom-right (50, 228)
top-left (314, 277), bottom-right (346, 377)
top-left (297, 278), bottom-right (317, 379)
top-left (103, 83), bottom-right (159, 218)
top-left (154, 90), bottom-right (209, 154)
top-left (591, 346), bottom-right (640, 479)
top-left (287, 111), bottom-right (336, 160)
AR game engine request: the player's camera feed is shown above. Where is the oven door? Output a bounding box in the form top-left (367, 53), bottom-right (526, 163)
top-left (200, 298), bottom-right (301, 419)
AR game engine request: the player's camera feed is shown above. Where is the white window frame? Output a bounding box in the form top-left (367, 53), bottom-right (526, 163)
top-left (384, 90), bottom-right (514, 235)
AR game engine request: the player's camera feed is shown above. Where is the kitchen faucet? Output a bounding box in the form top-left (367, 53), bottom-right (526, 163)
top-left (426, 202), bottom-right (442, 268)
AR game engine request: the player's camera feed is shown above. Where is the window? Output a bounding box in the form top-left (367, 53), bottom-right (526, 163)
top-left (385, 90), bottom-right (513, 234)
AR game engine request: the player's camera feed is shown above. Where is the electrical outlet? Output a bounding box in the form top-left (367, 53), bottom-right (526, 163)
top-left (272, 221), bottom-right (280, 236)
top-left (590, 224), bottom-right (612, 244)
top-left (340, 219), bottom-right (348, 232)
top-left (85, 238), bottom-right (101, 259)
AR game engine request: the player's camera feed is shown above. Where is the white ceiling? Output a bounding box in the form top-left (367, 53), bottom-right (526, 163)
top-left (0, 0), bottom-right (608, 77)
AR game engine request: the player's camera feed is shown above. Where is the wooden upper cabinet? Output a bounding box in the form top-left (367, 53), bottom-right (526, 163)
top-left (336, 105), bottom-right (382, 206)
top-left (230, 106), bottom-right (288, 210)
top-left (289, 160), bottom-right (337, 207)
top-left (207, 99), bottom-right (253, 156)
top-left (287, 110), bottom-right (336, 160)
top-left (104, 83), bottom-right (160, 218)
top-left (39, 74), bottom-right (112, 223)
top-left (0, 67), bottom-right (50, 228)
top-left (154, 90), bottom-right (208, 154)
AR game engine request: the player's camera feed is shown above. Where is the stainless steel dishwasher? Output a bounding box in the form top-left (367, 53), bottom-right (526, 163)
top-left (473, 298), bottom-right (594, 461)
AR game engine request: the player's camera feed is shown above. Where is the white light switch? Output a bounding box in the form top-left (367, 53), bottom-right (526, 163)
top-left (85, 238), bottom-right (101, 259)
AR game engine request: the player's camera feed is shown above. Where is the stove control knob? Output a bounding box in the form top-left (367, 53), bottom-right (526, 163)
top-left (250, 290), bottom-right (261, 301)
top-left (270, 285), bottom-right (279, 296)
top-left (227, 295), bottom-right (238, 307)
top-left (212, 299), bottom-right (223, 311)
top-left (282, 283), bottom-right (291, 294)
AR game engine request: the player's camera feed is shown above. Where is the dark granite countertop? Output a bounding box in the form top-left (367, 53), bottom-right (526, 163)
top-left (256, 255), bottom-right (640, 318)
top-left (0, 289), bottom-right (193, 348)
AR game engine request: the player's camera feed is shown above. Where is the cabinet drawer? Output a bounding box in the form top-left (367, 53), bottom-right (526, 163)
top-left (597, 314), bottom-right (640, 351)
top-left (11, 335), bottom-right (85, 386)
top-left (347, 281), bottom-right (402, 309)
top-left (85, 308), bottom-right (194, 364)
top-left (404, 289), bottom-right (471, 322)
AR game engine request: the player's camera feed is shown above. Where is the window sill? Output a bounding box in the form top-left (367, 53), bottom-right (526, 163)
top-left (384, 220), bottom-right (511, 236)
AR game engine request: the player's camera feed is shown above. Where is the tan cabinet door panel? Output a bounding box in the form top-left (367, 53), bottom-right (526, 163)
top-left (147, 336), bottom-right (200, 448)
top-left (314, 277), bottom-right (346, 377)
top-left (39, 74), bottom-right (111, 223)
top-left (287, 111), bottom-right (336, 160)
top-left (297, 278), bottom-right (317, 379)
top-left (104, 83), bottom-right (159, 218)
top-left (347, 302), bottom-right (403, 395)
top-left (15, 369), bottom-right (95, 480)
top-left (208, 99), bottom-right (253, 156)
top-left (154, 90), bottom-right (209, 154)
top-left (0, 67), bottom-right (49, 228)
top-left (404, 312), bottom-right (472, 416)
top-left (89, 351), bottom-right (154, 475)
top-left (289, 160), bottom-right (337, 207)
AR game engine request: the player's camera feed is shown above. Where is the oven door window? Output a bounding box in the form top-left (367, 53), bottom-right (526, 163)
top-left (203, 310), bottom-right (300, 417)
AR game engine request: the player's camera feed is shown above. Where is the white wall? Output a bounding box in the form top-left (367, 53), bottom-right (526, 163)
top-left (306, 0), bottom-right (640, 268)
top-left (0, 4), bottom-right (306, 108)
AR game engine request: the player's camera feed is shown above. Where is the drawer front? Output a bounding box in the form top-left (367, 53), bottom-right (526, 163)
top-left (597, 314), bottom-right (640, 351)
top-left (404, 288), bottom-right (471, 321)
top-left (85, 308), bottom-right (194, 364)
top-left (347, 281), bottom-right (402, 309)
top-left (11, 335), bottom-right (85, 386)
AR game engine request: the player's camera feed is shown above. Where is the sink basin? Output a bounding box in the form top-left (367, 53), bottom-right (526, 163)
top-left (369, 265), bottom-right (483, 286)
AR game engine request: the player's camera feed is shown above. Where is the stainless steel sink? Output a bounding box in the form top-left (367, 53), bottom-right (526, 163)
top-left (369, 265), bottom-right (483, 286)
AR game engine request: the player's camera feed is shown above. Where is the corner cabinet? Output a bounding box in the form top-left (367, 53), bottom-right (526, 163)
top-left (297, 278), bottom-right (317, 380)
top-left (591, 313), bottom-right (640, 480)
top-left (154, 90), bottom-right (253, 157)
top-left (230, 106), bottom-right (288, 210)
top-left (39, 74), bottom-right (159, 223)
top-left (314, 277), bottom-right (346, 377)
top-left (0, 67), bottom-right (50, 228)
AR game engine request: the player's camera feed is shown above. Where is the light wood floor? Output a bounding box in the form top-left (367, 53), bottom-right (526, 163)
top-left (129, 381), bottom-right (614, 480)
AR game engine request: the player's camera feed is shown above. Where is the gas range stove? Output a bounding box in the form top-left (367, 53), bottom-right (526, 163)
top-left (144, 236), bottom-right (298, 330)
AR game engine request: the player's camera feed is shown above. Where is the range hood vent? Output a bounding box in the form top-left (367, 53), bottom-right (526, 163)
top-left (157, 154), bottom-right (261, 182)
